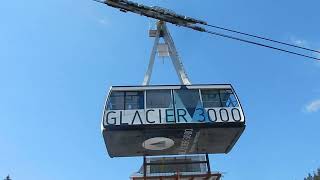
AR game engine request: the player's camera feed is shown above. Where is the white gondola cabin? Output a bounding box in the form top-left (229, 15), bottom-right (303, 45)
top-left (102, 84), bottom-right (245, 157)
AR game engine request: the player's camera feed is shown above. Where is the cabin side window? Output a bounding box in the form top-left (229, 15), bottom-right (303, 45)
top-left (174, 89), bottom-right (201, 110)
top-left (107, 91), bottom-right (125, 110)
top-left (124, 91), bottom-right (144, 110)
top-left (146, 90), bottom-right (172, 108)
top-left (201, 89), bottom-right (221, 107)
top-left (201, 89), bottom-right (239, 108)
top-left (107, 91), bottom-right (144, 110)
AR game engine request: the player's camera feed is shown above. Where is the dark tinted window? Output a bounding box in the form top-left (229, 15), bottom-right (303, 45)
top-left (150, 159), bottom-right (202, 173)
top-left (107, 91), bottom-right (144, 110)
top-left (220, 89), bottom-right (239, 107)
top-left (146, 90), bottom-right (172, 108)
top-left (107, 91), bottom-right (124, 110)
top-left (201, 89), bottom-right (221, 107)
top-left (124, 91), bottom-right (144, 110)
top-left (201, 89), bottom-right (238, 108)
top-left (174, 89), bottom-right (201, 109)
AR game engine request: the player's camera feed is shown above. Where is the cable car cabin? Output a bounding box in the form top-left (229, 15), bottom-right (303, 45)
top-left (102, 84), bottom-right (245, 157)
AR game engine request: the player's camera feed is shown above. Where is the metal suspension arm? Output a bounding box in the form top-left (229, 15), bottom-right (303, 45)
top-left (142, 23), bottom-right (161, 86)
top-left (142, 21), bottom-right (191, 85)
top-left (162, 23), bottom-right (191, 85)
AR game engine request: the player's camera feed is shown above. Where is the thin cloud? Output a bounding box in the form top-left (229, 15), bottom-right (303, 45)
top-left (98, 18), bottom-right (109, 26)
top-left (315, 50), bottom-right (320, 59)
top-left (290, 37), bottom-right (310, 48)
top-left (314, 50), bottom-right (320, 66)
top-left (289, 36), bottom-right (320, 62)
top-left (305, 99), bottom-right (320, 113)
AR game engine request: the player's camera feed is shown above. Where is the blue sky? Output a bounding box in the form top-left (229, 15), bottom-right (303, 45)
top-left (0, 0), bottom-right (319, 179)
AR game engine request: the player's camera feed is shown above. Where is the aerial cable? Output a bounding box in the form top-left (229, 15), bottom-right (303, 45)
top-left (205, 24), bottom-right (320, 54)
top-left (203, 29), bottom-right (320, 61)
top-left (184, 24), bottom-right (320, 61)
top-left (93, 0), bottom-right (320, 61)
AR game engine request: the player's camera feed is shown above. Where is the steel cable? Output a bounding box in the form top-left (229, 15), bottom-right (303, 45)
top-left (203, 29), bottom-right (320, 61)
top-left (206, 24), bottom-right (320, 54)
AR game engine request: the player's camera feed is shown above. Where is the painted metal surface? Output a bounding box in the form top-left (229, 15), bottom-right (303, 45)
top-left (101, 85), bottom-right (245, 157)
top-left (103, 123), bottom-right (245, 157)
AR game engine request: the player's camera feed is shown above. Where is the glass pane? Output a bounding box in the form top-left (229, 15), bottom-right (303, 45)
top-left (201, 89), bottom-right (221, 107)
top-left (107, 91), bottom-right (124, 110)
top-left (174, 89), bottom-right (201, 117)
top-left (201, 89), bottom-right (239, 108)
top-left (220, 89), bottom-right (238, 107)
top-left (125, 91), bottom-right (144, 110)
top-left (149, 158), bottom-right (202, 173)
top-left (219, 90), bottom-right (230, 107)
top-left (146, 90), bottom-right (172, 108)
top-left (228, 94), bottom-right (239, 107)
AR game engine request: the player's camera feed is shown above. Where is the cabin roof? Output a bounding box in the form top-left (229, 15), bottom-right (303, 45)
top-left (110, 84), bottom-right (234, 91)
